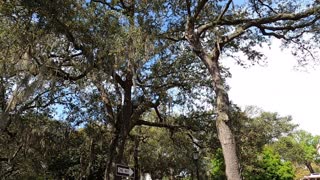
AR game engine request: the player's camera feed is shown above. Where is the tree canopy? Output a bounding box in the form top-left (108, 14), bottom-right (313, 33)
top-left (0, 0), bottom-right (319, 179)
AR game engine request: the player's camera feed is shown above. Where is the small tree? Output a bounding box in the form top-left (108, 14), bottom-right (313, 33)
top-left (251, 147), bottom-right (294, 180)
top-left (273, 130), bottom-right (320, 173)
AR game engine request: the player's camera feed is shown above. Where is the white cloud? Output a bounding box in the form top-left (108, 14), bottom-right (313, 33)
top-left (224, 39), bottom-right (320, 135)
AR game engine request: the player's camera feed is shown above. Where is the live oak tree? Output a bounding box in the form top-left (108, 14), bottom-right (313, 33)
top-left (1, 1), bottom-right (320, 180)
top-left (150, 1), bottom-right (320, 179)
top-left (82, 1), bottom-right (320, 179)
top-left (0, 10), bottom-right (73, 178)
top-left (132, 125), bottom-right (196, 179)
top-left (132, 107), bottom-right (218, 179)
top-left (0, 113), bottom-right (112, 179)
top-left (1, 1), bottom-right (213, 179)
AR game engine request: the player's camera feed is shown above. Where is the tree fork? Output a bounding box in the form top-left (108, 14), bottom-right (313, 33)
top-left (186, 26), bottom-right (242, 178)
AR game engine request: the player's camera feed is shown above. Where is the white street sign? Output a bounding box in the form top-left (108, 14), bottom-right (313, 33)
top-left (116, 164), bottom-right (135, 178)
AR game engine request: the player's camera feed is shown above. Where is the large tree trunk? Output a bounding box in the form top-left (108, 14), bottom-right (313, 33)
top-left (104, 128), bottom-right (129, 180)
top-left (104, 131), bottom-right (119, 180)
top-left (185, 18), bottom-right (241, 179)
top-left (104, 118), bottom-right (131, 180)
top-left (305, 162), bottom-right (315, 174)
top-left (104, 80), bottom-right (133, 180)
top-left (204, 50), bottom-right (241, 180)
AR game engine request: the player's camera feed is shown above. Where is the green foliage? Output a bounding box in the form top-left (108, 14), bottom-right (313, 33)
top-left (253, 147), bottom-right (294, 180)
top-left (0, 113), bottom-right (111, 179)
top-left (241, 146), bottom-right (295, 180)
top-left (0, 0), bottom-right (319, 179)
top-left (135, 125), bottom-right (195, 179)
top-left (231, 106), bottom-right (297, 178)
top-left (272, 130), bottom-right (320, 174)
top-left (209, 148), bottom-right (226, 180)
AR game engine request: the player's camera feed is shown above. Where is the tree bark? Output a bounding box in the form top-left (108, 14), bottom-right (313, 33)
top-left (203, 49), bottom-right (241, 180)
top-left (186, 28), bottom-right (241, 178)
top-left (305, 162), bottom-right (315, 174)
top-left (104, 129), bottom-right (118, 180)
top-left (104, 122), bottom-right (131, 180)
top-left (104, 131), bottom-right (130, 180)
top-left (104, 77), bottom-right (133, 180)
top-left (185, 17), bottom-right (241, 177)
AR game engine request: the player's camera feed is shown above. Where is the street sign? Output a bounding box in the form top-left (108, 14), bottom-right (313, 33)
top-left (116, 164), bottom-right (135, 178)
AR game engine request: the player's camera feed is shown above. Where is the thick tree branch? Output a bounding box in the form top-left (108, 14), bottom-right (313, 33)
top-left (154, 106), bottom-right (164, 123)
top-left (257, 25), bottom-right (286, 39)
top-left (194, 0), bottom-right (208, 20)
top-left (94, 82), bottom-right (115, 125)
top-left (249, 7), bottom-right (320, 25)
top-left (231, 6), bottom-right (319, 25)
top-left (220, 7), bottom-right (320, 45)
top-left (54, 19), bottom-right (83, 51)
top-left (186, 0), bottom-right (208, 37)
top-left (158, 24), bottom-right (186, 42)
top-left (257, 0), bottom-right (277, 14)
top-left (162, 35), bottom-right (186, 42)
top-left (18, 89), bottom-right (50, 109)
top-left (197, 5), bottom-right (320, 35)
top-left (187, 133), bottom-right (203, 149)
top-left (19, 95), bottom-right (62, 113)
top-left (186, 0), bottom-right (192, 17)
top-left (51, 66), bottom-right (93, 81)
top-left (216, 0), bottom-right (233, 23)
top-left (135, 119), bottom-right (186, 131)
top-left (91, 0), bottom-right (122, 11)
top-left (113, 71), bottom-right (126, 89)
top-left (260, 16), bottom-right (320, 31)
top-left (141, 81), bottom-right (190, 91)
top-left (131, 99), bottom-right (159, 123)
top-left (49, 52), bottom-right (83, 59)
top-left (220, 26), bottom-right (247, 45)
top-left (50, 19), bottom-right (95, 81)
